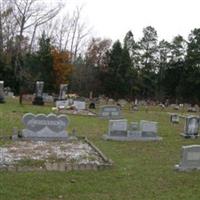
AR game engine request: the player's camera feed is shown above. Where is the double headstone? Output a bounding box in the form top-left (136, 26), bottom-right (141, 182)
top-left (181, 116), bottom-right (199, 138)
top-left (175, 145), bottom-right (200, 171)
top-left (99, 105), bottom-right (122, 119)
top-left (20, 113), bottom-right (69, 140)
top-left (32, 81), bottom-right (44, 105)
top-left (0, 81), bottom-right (5, 103)
top-left (103, 119), bottom-right (162, 141)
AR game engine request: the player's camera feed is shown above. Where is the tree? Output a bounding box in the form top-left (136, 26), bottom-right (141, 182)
top-left (103, 40), bottom-right (132, 98)
top-left (52, 49), bottom-right (73, 89)
top-left (138, 26), bottom-right (158, 98)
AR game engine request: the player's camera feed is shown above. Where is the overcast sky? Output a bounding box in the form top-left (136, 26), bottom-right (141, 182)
top-left (64, 0), bottom-right (200, 42)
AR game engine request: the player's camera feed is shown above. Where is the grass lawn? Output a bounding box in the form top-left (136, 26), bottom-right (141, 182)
top-left (1, 98), bottom-right (200, 200)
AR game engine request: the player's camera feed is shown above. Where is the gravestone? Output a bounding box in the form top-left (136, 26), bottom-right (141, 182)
top-left (140, 120), bottom-right (158, 137)
top-left (181, 116), bottom-right (199, 138)
top-left (108, 119), bottom-right (128, 137)
top-left (103, 120), bottom-right (162, 141)
top-left (99, 105), bottom-right (122, 119)
top-left (58, 84), bottom-right (68, 100)
top-left (32, 81), bottom-right (44, 105)
top-left (175, 145), bottom-right (200, 171)
top-left (73, 100), bottom-right (86, 110)
top-left (20, 113), bottom-right (69, 140)
top-left (56, 100), bottom-right (69, 108)
top-left (0, 81), bottom-right (5, 103)
top-left (170, 113), bottom-right (179, 124)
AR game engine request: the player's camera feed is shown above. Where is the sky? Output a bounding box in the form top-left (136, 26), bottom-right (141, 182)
top-left (63, 0), bottom-right (200, 42)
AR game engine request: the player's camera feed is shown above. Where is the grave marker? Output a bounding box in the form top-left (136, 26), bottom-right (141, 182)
top-left (175, 145), bottom-right (200, 171)
top-left (181, 116), bottom-right (199, 138)
top-left (21, 113), bottom-right (69, 140)
top-left (99, 105), bottom-right (122, 119)
top-left (32, 81), bottom-right (44, 105)
top-left (0, 81), bottom-right (5, 103)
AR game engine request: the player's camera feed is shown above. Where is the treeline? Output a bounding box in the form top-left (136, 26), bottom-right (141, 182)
top-left (1, 1), bottom-right (200, 103)
top-left (72, 27), bottom-right (200, 103)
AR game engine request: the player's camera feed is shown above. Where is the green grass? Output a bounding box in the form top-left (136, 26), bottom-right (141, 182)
top-left (1, 98), bottom-right (200, 200)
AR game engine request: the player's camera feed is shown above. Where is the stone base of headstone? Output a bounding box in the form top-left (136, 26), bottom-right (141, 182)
top-left (174, 164), bottom-right (200, 171)
top-left (103, 132), bottom-right (162, 141)
top-left (32, 97), bottom-right (44, 105)
top-left (180, 133), bottom-right (199, 139)
top-left (12, 134), bottom-right (73, 141)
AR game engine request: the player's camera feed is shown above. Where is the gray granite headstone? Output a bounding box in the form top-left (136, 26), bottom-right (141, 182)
top-left (58, 84), bottom-right (68, 100)
top-left (0, 81), bottom-right (5, 103)
top-left (108, 119), bottom-right (128, 137)
top-left (140, 120), bottom-right (158, 137)
top-left (73, 100), bottom-right (86, 110)
top-left (99, 105), bottom-right (122, 119)
top-left (21, 113), bottom-right (69, 140)
top-left (181, 116), bottom-right (199, 138)
top-left (103, 120), bottom-right (162, 141)
top-left (56, 100), bottom-right (69, 108)
top-left (175, 145), bottom-right (200, 171)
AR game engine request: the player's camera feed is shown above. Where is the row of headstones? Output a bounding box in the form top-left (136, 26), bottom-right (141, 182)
top-left (16, 112), bottom-right (200, 171)
top-left (33, 81), bottom-right (69, 105)
top-left (170, 114), bottom-right (200, 138)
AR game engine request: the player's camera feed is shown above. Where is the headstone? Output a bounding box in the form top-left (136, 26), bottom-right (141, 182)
top-left (170, 113), bottom-right (179, 124)
top-left (0, 81), bottom-right (5, 103)
top-left (181, 116), bottom-right (199, 138)
top-left (20, 113), bottom-right (69, 140)
top-left (73, 100), bottom-right (86, 110)
top-left (32, 81), bottom-right (44, 105)
top-left (56, 100), bottom-right (69, 108)
top-left (99, 105), bottom-right (122, 119)
top-left (108, 119), bottom-right (128, 137)
top-left (103, 119), bottom-right (162, 141)
top-left (175, 145), bottom-right (200, 171)
top-left (58, 84), bottom-right (68, 100)
top-left (43, 93), bottom-right (53, 103)
top-left (140, 120), bottom-right (158, 137)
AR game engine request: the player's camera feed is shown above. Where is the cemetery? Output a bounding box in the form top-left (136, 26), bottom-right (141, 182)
top-left (1, 97), bottom-right (200, 199)
top-left (1, 0), bottom-right (200, 199)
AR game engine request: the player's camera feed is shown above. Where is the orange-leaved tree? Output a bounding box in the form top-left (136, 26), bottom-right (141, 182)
top-left (52, 48), bottom-right (73, 89)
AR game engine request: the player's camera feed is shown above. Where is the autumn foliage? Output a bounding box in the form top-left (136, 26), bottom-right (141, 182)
top-left (51, 49), bottom-right (73, 88)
